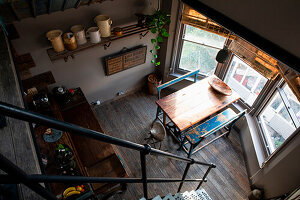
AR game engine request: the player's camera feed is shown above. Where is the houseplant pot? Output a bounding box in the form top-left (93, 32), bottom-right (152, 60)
top-left (145, 10), bottom-right (170, 95)
top-left (148, 73), bottom-right (162, 95)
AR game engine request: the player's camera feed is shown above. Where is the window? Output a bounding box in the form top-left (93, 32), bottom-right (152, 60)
top-left (224, 56), bottom-right (268, 106)
top-left (258, 84), bottom-right (300, 154)
top-left (177, 25), bottom-right (226, 76)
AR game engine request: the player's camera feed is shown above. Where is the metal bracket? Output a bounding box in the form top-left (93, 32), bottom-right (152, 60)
top-left (0, 115), bottom-right (7, 128)
top-left (139, 31), bottom-right (149, 39)
top-left (63, 54), bottom-right (75, 62)
top-left (104, 42), bottom-right (111, 50)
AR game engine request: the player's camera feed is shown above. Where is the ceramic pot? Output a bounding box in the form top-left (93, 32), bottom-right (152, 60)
top-left (147, 73), bottom-right (162, 95)
top-left (46, 29), bottom-right (65, 52)
top-left (70, 25), bottom-right (87, 45)
top-left (94, 15), bottom-right (112, 37)
top-left (63, 32), bottom-right (77, 50)
top-left (86, 27), bottom-right (101, 44)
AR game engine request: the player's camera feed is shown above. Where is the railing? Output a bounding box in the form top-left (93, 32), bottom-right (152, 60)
top-left (0, 101), bottom-right (215, 200)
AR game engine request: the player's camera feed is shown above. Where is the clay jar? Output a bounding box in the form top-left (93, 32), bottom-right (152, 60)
top-left (86, 27), bottom-right (101, 44)
top-left (63, 32), bottom-right (77, 50)
top-left (70, 25), bottom-right (87, 45)
top-left (46, 30), bottom-right (65, 52)
top-left (94, 15), bottom-right (112, 37)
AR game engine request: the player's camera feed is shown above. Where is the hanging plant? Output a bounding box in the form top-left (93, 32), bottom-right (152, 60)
top-left (146, 10), bottom-right (171, 66)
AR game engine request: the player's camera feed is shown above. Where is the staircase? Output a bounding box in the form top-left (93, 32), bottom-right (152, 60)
top-left (140, 189), bottom-right (212, 200)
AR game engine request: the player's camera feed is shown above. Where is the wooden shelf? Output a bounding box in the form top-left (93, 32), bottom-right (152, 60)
top-left (47, 23), bottom-right (151, 62)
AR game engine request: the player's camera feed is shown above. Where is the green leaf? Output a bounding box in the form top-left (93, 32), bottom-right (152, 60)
top-left (157, 36), bottom-right (163, 43)
top-left (150, 49), bottom-right (153, 53)
top-left (162, 31), bottom-right (169, 37)
top-left (151, 39), bottom-right (156, 44)
top-left (151, 28), bottom-right (157, 34)
top-left (151, 59), bottom-right (155, 63)
top-left (161, 28), bottom-right (167, 33)
top-left (155, 45), bottom-right (160, 50)
top-left (156, 62), bottom-right (161, 66)
top-left (154, 54), bottom-right (158, 58)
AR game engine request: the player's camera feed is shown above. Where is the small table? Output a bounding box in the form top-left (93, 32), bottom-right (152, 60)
top-left (156, 77), bottom-right (240, 133)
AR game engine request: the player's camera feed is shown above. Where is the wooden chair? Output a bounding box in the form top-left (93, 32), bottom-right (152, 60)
top-left (180, 108), bottom-right (246, 157)
top-left (155, 69), bottom-right (200, 122)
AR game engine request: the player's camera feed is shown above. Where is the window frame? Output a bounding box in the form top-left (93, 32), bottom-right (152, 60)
top-left (251, 76), bottom-right (300, 156)
top-left (172, 23), bottom-right (227, 78)
top-left (171, 3), bottom-right (299, 165)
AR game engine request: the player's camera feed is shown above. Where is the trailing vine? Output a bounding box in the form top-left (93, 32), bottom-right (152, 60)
top-left (146, 10), bottom-right (171, 66)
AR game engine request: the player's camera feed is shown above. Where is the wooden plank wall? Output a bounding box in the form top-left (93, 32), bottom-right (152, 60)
top-left (0, 29), bottom-right (41, 199)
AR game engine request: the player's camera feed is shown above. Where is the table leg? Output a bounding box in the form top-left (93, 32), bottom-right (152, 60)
top-left (163, 112), bottom-right (166, 126)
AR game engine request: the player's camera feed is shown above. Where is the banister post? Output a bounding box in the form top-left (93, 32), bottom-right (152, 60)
top-left (196, 164), bottom-right (216, 190)
top-left (140, 144), bottom-right (151, 199)
top-left (0, 153), bottom-right (57, 200)
top-left (177, 146), bottom-right (194, 193)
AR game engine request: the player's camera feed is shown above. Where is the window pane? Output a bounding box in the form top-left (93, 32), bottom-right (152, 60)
top-left (283, 84), bottom-right (300, 122)
top-left (184, 25), bottom-right (226, 48)
top-left (242, 69), bottom-right (258, 91)
top-left (224, 56), bottom-right (268, 106)
top-left (258, 90), bottom-right (297, 153)
top-left (254, 78), bottom-right (267, 96)
top-left (179, 41), bottom-right (219, 76)
top-left (233, 64), bottom-right (247, 83)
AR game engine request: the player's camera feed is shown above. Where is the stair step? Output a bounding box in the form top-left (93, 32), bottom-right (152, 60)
top-left (139, 188), bottom-right (212, 200)
top-left (189, 190), bottom-right (201, 200)
top-left (15, 53), bottom-right (36, 71)
top-left (195, 189), bottom-right (212, 200)
top-left (152, 195), bottom-right (163, 200)
top-left (163, 193), bottom-right (175, 200)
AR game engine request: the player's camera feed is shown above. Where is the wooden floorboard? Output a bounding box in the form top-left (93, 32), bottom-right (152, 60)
top-left (94, 90), bottom-right (251, 200)
top-left (0, 29), bottom-right (41, 200)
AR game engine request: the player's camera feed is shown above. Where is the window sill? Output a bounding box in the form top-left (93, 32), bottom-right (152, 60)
top-left (232, 101), bottom-right (267, 168)
top-left (168, 72), bottom-right (206, 82)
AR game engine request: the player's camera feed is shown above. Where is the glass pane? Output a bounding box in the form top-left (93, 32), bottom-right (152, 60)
top-left (233, 64), bottom-right (247, 83)
top-left (283, 84), bottom-right (300, 122)
top-left (242, 68), bottom-right (258, 91)
top-left (254, 78), bottom-right (267, 96)
top-left (258, 91), bottom-right (296, 153)
top-left (224, 56), bottom-right (268, 106)
top-left (184, 25), bottom-right (226, 48)
top-left (179, 41), bottom-right (219, 76)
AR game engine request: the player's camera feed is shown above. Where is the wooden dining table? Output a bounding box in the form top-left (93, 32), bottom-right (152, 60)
top-left (156, 76), bottom-right (240, 133)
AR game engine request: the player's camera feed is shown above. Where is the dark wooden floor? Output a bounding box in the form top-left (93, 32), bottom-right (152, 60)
top-left (94, 90), bottom-right (251, 200)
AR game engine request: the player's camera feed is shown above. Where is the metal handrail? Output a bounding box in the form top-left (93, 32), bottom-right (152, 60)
top-left (0, 101), bottom-right (215, 199)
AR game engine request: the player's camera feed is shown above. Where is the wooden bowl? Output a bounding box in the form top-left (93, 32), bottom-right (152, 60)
top-left (208, 75), bottom-right (232, 96)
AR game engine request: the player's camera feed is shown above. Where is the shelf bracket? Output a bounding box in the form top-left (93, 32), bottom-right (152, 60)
top-left (63, 55), bottom-right (75, 62)
top-left (104, 42), bottom-right (111, 50)
top-left (139, 31), bottom-right (149, 39)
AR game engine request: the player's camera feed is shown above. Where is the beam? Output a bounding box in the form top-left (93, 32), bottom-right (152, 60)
top-left (48, 0), bottom-right (52, 13)
top-left (181, 0), bottom-right (300, 73)
top-left (61, 0), bottom-right (67, 11)
top-left (75, 0), bottom-right (81, 8)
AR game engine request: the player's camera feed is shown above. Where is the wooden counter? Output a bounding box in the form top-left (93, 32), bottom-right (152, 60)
top-left (33, 88), bottom-right (127, 197)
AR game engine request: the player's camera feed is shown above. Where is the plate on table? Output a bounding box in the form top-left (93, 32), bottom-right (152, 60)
top-left (43, 128), bottom-right (63, 142)
top-left (208, 75), bottom-right (232, 96)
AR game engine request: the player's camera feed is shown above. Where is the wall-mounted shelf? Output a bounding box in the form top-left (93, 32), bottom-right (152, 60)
top-left (46, 23), bottom-right (151, 62)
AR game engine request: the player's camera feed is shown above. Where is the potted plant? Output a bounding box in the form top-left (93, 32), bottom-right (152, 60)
top-left (145, 10), bottom-right (171, 94)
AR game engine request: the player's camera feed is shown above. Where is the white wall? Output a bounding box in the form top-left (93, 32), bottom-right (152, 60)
top-left (251, 131), bottom-right (300, 198)
top-left (12, 0), bottom-right (158, 103)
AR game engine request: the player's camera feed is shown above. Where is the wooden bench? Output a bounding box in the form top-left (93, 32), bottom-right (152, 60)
top-left (181, 108), bottom-right (246, 157)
